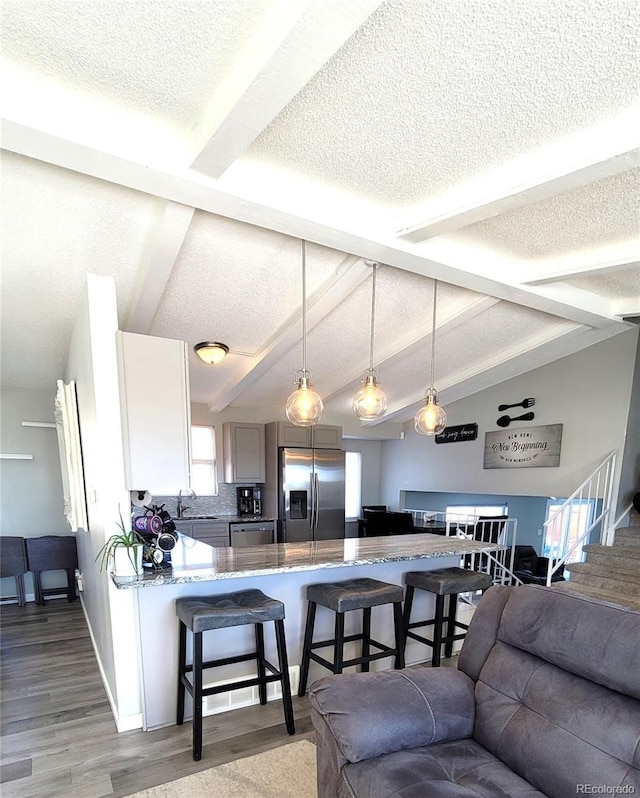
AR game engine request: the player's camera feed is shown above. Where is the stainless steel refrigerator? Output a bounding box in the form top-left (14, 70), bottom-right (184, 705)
top-left (278, 447), bottom-right (345, 542)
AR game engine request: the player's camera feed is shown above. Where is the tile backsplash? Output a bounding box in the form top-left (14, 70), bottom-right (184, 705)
top-left (133, 483), bottom-right (256, 519)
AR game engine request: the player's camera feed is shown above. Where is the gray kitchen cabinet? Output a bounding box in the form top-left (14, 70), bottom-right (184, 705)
top-left (117, 331), bottom-right (191, 494)
top-left (221, 422), bottom-right (265, 483)
top-left (269, 422), bottom-right (342, 449)
top-left (190, 520), bottom-right (229, 548)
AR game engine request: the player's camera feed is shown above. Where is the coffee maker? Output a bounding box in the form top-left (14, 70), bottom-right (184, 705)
top-left (237, 487), bottom-right (262, 517)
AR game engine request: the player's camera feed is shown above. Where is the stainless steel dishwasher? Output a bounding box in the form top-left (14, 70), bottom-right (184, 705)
top-left (229, 520), bottom-right (275, 546)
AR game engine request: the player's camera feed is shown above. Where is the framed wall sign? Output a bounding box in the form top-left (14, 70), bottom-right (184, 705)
top-left (483, 424), bottom-right (563, 469)
top-left (435, 423), bottom-right (478, 444)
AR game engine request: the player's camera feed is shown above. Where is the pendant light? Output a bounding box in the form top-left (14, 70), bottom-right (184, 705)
top-left (414, 279), bottom-right (447, 435)
top-left (353, 262), bottom-right (387, 420)
top-left (285, 240), bottom-right (324, 426)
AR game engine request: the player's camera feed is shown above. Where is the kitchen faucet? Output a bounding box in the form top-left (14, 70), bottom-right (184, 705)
top-left (177, 489), bottom-right (197, 519)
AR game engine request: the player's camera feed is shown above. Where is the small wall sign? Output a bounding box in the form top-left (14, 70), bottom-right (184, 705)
top-left (435, 423), bottom-right (478, 444)
top-left (483, 424), bottom-right (563, 469)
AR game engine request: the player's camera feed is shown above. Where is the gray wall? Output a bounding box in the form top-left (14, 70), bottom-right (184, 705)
top-left (380, 329), bottom-right (639, 513)
top-left (0, 386), bottom-right (71, 599)
top-left (617, 328), bottom-right (640, 517)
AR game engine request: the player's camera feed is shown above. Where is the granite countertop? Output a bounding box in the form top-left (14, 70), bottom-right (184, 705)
top-left (112, 533), bottom-right (502, 589)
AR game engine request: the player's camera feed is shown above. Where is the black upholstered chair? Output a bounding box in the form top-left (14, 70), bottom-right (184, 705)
top-left (0, 537), bottom-right (28, 606)
top-left (512, 545), bottom-right (566, 585)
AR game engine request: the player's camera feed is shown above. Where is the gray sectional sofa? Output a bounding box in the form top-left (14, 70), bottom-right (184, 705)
top-left (309, 584), bottom-right (640, 797)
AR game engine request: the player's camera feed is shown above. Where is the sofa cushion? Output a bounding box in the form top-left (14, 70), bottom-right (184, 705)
top-left (339, 738), bottom-right (546, 798)
top-left (497, 585), bottom-right (640, 699)
top-left (474, 642), bottom-right (640, 797)
top-left (310, 667), bottom-right (475, 763)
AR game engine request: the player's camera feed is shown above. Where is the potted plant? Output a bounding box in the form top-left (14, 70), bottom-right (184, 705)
top-left (96, 513), bottom-right (143, 577)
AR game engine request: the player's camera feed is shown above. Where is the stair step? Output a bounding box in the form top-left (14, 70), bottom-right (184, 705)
top-left (584, 543), bottom-right (640, 560)
top-left (613, 528), bottom-right (640, 546)
top-left (565, 563), bottom-right (640, 596)
top-left (581, 549), bottom-right (640, 575)
top-left (552, 581), bottom-right (640, 611)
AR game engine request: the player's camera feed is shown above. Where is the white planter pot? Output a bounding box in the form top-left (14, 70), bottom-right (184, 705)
top-left (113, 544), bottom-right (143, 577)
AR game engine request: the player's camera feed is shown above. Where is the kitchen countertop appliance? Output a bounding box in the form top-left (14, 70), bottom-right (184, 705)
top-left (277, 447), bottom-right (345, 542)
top-left (237, 486), bottom-right (262, 517)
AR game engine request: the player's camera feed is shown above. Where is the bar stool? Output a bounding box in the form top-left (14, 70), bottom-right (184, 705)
top-left (298, 577), bottom-right (404, 696)
top-left (176, 588), bottom-right (295, 761)
top-left (403, 567), bottom-right (493, 667)
top-left (25, 535), bottom-right (78, 604)
top-left (0, 537), bottom-right (28, 606)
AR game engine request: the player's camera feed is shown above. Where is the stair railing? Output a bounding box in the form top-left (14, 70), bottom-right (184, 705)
top-left (407, 509), bottom-right (520, 586)
top-left (541, 450), bottom-right (618, 586)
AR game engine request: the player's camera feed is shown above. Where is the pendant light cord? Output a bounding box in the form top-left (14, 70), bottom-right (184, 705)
top-left (430, 280), bottom-right (438, 391)
top-left (301, 239), bottom-right (307, 374)
top-left (369, 264), bottom-right (377, 372)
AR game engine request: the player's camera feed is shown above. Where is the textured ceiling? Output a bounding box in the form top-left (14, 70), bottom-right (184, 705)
top-left (1, 0), bottom-right (638, 432)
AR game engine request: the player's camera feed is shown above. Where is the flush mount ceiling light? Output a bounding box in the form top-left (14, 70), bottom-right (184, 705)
top-left (193, 341), bottom-right (230, 365)
top-left (353, 261), bottom-right (388, 420)
top-left (414, 280), bottom-right (447, 435)
top-left (285, 240), bottom-right (323, 426)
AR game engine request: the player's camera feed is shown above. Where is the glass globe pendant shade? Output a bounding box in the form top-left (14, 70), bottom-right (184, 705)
top-left (286, 373), bottom-right (324, 426)
top-left (414, 388), bottom-right (447, 435)
top-left (353, 371), bottom-right (388, 420)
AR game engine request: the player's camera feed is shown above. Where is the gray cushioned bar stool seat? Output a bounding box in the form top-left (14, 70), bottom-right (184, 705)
top-left (25, 535), bottom-right (78, 605)
top-left (0, 537), bottom-right (28, 607)
top-left (298, 577), bottom-right (404, 696)
top-left (176, 588), bottom-right (295, 761)
top-left (403, 566), bottom-right (493, 667)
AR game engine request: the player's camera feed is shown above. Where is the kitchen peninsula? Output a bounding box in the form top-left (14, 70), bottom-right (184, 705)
top-left (114, 533), bottom-right (501, 730)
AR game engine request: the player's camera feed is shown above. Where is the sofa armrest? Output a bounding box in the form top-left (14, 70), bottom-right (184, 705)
top-left (309, 666), bottom-right (475, 764)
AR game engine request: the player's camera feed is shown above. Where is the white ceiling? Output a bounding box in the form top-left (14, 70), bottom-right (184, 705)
top-left (1, 0), bottom-right (639, 433)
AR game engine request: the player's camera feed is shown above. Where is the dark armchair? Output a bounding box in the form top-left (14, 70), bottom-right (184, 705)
top-left (513, 544), bottom-right (565, 585)
top-left (360, 510), bottom-right (414, 537)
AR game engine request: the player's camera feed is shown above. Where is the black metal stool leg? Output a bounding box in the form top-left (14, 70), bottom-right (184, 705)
top-left (334, 611), bottom-right (345, 674)
top-left (176, 621), bottom-right (187, 725)
top-left (432, 594), bottom-right (446, 667)
top-left (255, 623), bottom-right (267, 705)
top-left (298, 600), bottom-right (316, 696)
top-left (361, 607), bottom-right (371, 672)
top-left (274, 619), bottom-right (295, 735)
top-left (393, 600), bottom-right (405, 669)
top-left (444, 593), bottom-right (458, 659)
top-left (192, 631), bottom-right (203, 761)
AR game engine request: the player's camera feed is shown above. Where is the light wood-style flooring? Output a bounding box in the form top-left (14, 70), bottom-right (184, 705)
top-left (0, 598), bottom-right (314, 798)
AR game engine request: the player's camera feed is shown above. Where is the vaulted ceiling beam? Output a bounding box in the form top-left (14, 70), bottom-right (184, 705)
top-left (206, 255), bottom-right (371, 412)
top-left (189, 0), bottom-right (385, 178)
top-left (2, 120), bottom-right (628, 330)
top-left (396, 111), bottom-right (640, 242)
top-left (124, 201), bottom-right (195, 334)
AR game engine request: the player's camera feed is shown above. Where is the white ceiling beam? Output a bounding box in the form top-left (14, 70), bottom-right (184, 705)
top-left (189, 0), bottom-right (385, 178)
top-left (124, 201), bottom-right (195, 334)
top-left (612, 297), bottom-right (640, 318)
top-left (396, 111), bottom-right (640, 242)
top-left (207, 255), bottom-right (371, 412)
top-left (2, 120), bottom-right (629, 330)
top-left (521, 253), bottom-right (640, 286)
top-left (367, 322), bottom-right (624, 426)
top-left (322, 295), bottom-right (500, 402)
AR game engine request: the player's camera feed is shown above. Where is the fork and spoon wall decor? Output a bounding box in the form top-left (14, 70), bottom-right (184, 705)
top-left (496, 398), bottom-right (535, 427)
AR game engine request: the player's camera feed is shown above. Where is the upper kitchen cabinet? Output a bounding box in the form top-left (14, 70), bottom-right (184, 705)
top-left (268, 422), bottom-right (343, 449)
top-left (116, 332), bottom-right (191, 494)
top-left (221, 422), bottom-right (265, 483)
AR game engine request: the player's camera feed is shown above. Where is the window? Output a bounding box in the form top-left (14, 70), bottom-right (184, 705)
top-left (190, 425), bottom-right (218, 496)
top-left (543, 499), bottom-right (594, 558)
top-left (445, 504), bottom-right (508, 523)
top-left (345, 451), bottom-right (362, 520)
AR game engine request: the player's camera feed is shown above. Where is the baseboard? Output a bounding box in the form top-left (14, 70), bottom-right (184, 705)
top-left (78, 593), bottom-right (143, 733)
top-left (203, 665), bottom-right (300, 716)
